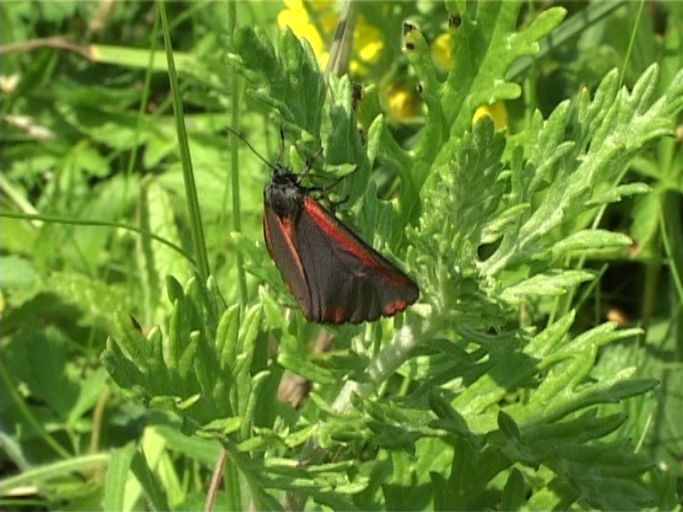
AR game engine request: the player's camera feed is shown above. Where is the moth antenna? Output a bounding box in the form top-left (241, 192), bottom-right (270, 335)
top-left (301, 146), bottom-right (324, 177)
top-left (225, 126), bottom-right (276, 170)
top-left (276, 127), bottom-right (286, 163)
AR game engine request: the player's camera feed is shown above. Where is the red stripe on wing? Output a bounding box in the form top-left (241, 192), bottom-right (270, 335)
top-left (263, 206), bottom-right (314, 319)
top-left (302, 197), bottom-right (414, 287)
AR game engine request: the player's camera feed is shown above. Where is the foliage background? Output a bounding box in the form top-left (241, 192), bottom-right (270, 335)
top-left (1, 0), bottom-right (682, 510)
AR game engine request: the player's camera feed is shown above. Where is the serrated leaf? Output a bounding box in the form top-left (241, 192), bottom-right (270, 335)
top-left (501, 270), bottom-right (595, 303)
top-left (203, 416), bottom-right (242, 434)
top-left (278, 352), bottom-right (337, 385)
top-left (551, 229), bottom-right (632, 258)
top-left (232, 26), bottom-right (325, 139)
top-left (586, 182), bottom-right (651, 206)
top-left (46, 271), bottom-right (130, 328)
top-left (483, 66), bottom-right (683, 276)
top-left (521, 410), bottom-right (627, 446)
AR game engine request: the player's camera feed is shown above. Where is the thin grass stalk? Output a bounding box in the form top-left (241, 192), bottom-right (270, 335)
top-left (158, 0), bottom-right (210, 280)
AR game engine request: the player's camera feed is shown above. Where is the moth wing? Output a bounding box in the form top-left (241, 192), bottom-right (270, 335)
top-left (263, 206), bottom-right (316, 319)
top-left (296, 198), bottom-right (419, 324)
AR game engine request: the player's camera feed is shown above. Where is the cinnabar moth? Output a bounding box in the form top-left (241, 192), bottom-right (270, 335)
top-left (227, 129), bottom-right (419, 324)
top-left (263, 163), bottom-right (419, 324)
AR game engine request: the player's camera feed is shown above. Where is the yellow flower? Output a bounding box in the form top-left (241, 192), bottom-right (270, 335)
top-left (277, 0), bottom-right (328, 68)
top-left (349, 60), bottom-right (368, 75)
top-left (386, 84), bottom-right (422, 122)
top-left (319, 11), bottom-right (338, 34)
top-left (431, 32), bottom-right (452, 72)
top-left (276, 2), bottom-right (385, 75)
top-left (473, 101), bottom-right (509, 131)
top-left (354, 15), bottom-right (383, 63)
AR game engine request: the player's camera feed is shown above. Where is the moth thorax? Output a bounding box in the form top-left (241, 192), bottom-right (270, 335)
top-left (265, 180), bottom-right (304, 218)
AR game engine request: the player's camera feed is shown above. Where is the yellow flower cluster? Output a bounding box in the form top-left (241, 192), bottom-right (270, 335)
top-left (277, 0), bottom-right (383, 72)
top-left (473, 101), bottom-right (508, 131)
top-left (386, 84), bottom-right (422, 122)
top-left (277, 0), bottom-right (332, 67)
top-left (276, 3), bottom-right (508, 129)
top-left (431, 33), bottom-right (452, 73)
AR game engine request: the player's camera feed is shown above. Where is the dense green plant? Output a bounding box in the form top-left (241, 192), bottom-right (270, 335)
top-left (102, 3), bottom-right (683, 510)
top-left (2, 1), bottom-right (682, 510)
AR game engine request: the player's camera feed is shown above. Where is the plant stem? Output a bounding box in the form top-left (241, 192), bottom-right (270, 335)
top-left (158, 0), bottom-right (210, 280)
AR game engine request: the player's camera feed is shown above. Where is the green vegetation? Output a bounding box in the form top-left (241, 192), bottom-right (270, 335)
top-left (1, 1), bottom-right (682, 510)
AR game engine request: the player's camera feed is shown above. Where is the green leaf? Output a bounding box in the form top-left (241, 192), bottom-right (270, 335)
top-left (446, 5), bottom-right (566, 126)
top-left (216, 304), bottom-right (240, 370)
top-left (67, 367), bottom-right (108, 424)
top-left (500, 270), bottom-right (595, 303)
top-left (498, 411), bottom-right (521, 441)
top-left (0, 255), bottom-right (37, 290)
top-left (203, 416), bottom-right (243, 435)
top-left (6, 326), bottom-right (79, 419)
top-left (56, 101), bottom-right (157, 151)
top-left (232, 26), bottom-right (325, 139)
top-left (104, 275), bottom-right (247, 427)
top-left (130, 448), bottom-right (171, 512)
top-left (586, 182), bottom-right (651, 206)
top-left (483, 65), bottom-right (683, 277)
top-left (137, 180), bottom-right (190, 322)
top-left (46, 271), bottom-right (130, 329)
top-left (551, 229), bottom-right (633, 257)
top-left (22, 4), bottom-right (677, 511)
top-left (153, 424), bottom-right (221, 466)
top-left (500, 468), bottom-right (526, 511)
top-left (103, 443), bottom-right (136, 512)
top-left (278, 350), bottom-right (337, 385)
